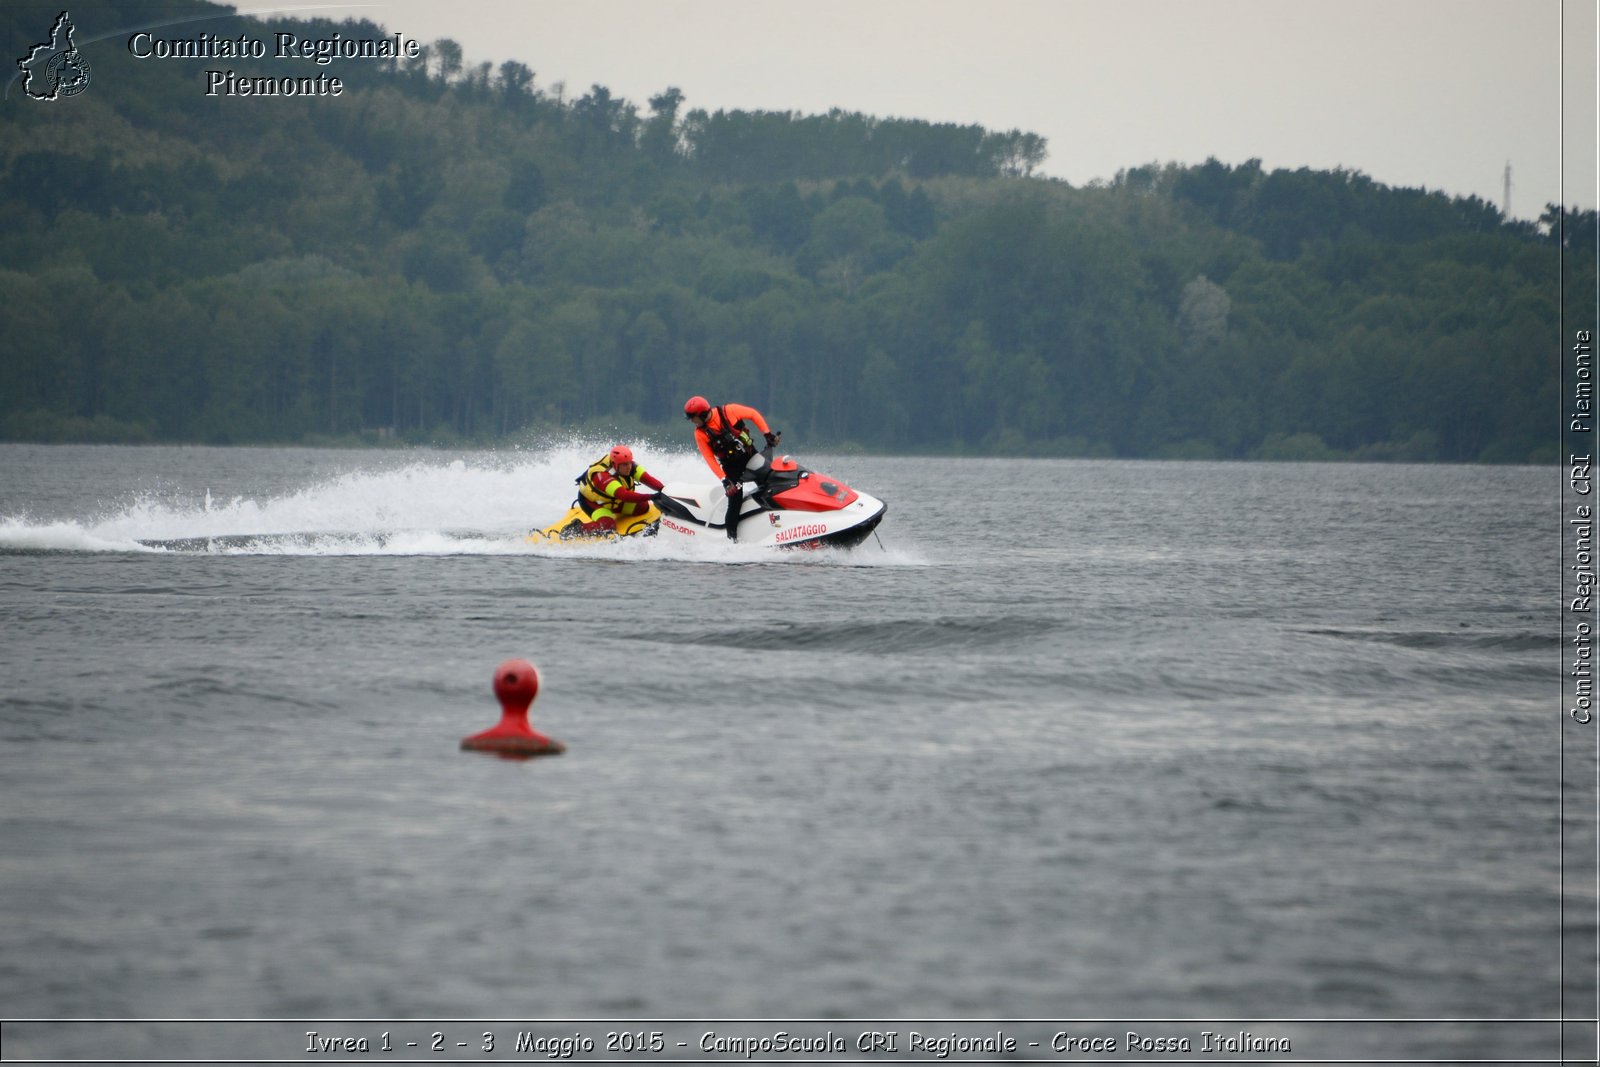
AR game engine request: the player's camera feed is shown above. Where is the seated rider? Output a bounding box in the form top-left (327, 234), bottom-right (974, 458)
top-left (683, 395), bottom-right (780, 541)
top-left (563, 444), bottom-right (664, 538)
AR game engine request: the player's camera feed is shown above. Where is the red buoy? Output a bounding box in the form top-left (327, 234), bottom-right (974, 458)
top-left (460, 659), bottom-right (565, 758)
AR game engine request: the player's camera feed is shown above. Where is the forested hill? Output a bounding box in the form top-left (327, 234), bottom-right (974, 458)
top-left (2, 0), bottom-right (1590, 461)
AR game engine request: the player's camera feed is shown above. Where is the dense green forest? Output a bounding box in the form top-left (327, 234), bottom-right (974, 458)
top-left (1, 0), bottom-right (1592, 461)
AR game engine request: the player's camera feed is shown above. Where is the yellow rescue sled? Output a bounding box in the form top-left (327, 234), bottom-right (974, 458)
top-left (524, 504), bottom-right (661, 545)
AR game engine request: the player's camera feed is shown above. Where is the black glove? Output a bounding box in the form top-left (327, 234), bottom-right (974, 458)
top-left (723, 478), bottom-right (739, 497)
top-left (764, 431), bottom-right (781, 448)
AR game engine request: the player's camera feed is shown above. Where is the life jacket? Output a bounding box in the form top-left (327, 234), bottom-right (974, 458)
top-left (576, 456), bottom-right (644, 508)
top-left (701, 405), bottom-right (757, 467)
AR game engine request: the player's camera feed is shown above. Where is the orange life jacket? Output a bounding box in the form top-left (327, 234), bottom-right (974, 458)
top-left (700, 405), bottom-right (757, 467)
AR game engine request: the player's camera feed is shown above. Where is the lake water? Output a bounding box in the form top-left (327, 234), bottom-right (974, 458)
top-left (0, 442), bottom-right (1593, 1064)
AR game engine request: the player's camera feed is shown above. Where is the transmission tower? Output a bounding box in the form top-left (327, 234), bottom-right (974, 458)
top-left (1502, 160), bottom-right (1513, 217)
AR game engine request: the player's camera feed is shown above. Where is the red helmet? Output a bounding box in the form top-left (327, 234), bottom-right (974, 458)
top-left (609, 444), bottom-right (633, 466)
top-left (683, 395), bottom-right (711, 418)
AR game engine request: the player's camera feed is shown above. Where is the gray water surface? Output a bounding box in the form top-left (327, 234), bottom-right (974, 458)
top-left (0, 444), bottom-right (1590, 1062)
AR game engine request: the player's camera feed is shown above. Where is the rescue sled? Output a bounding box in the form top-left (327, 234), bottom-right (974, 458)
top-left (524, 503), bottom-right (661, 545)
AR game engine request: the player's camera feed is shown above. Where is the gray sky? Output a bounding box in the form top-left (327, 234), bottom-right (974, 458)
top-left (238, 0), bottom-right (1597, 219)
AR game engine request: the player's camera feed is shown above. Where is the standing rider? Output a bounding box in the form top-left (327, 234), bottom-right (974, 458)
top-left (683, 395), bottom-right (780, 541)
top-left (563, 444), bottom-right (664, 538)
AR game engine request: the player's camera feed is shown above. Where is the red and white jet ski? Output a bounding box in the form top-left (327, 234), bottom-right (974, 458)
top-left (652, 449), bottom-right (886, 550)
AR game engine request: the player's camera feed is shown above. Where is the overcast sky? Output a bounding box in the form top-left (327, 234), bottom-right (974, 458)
top-left (235, 0), bottom-right (1596, 219)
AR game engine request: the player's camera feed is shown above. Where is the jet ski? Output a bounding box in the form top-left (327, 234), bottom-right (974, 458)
top-left (652, 449), bottom-right (886, 550)
top-left (525, 503), bottom-right (660, 544)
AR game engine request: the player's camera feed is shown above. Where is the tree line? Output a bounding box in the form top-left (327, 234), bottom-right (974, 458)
top-left (0, 0), bottom-right (1588, 462)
